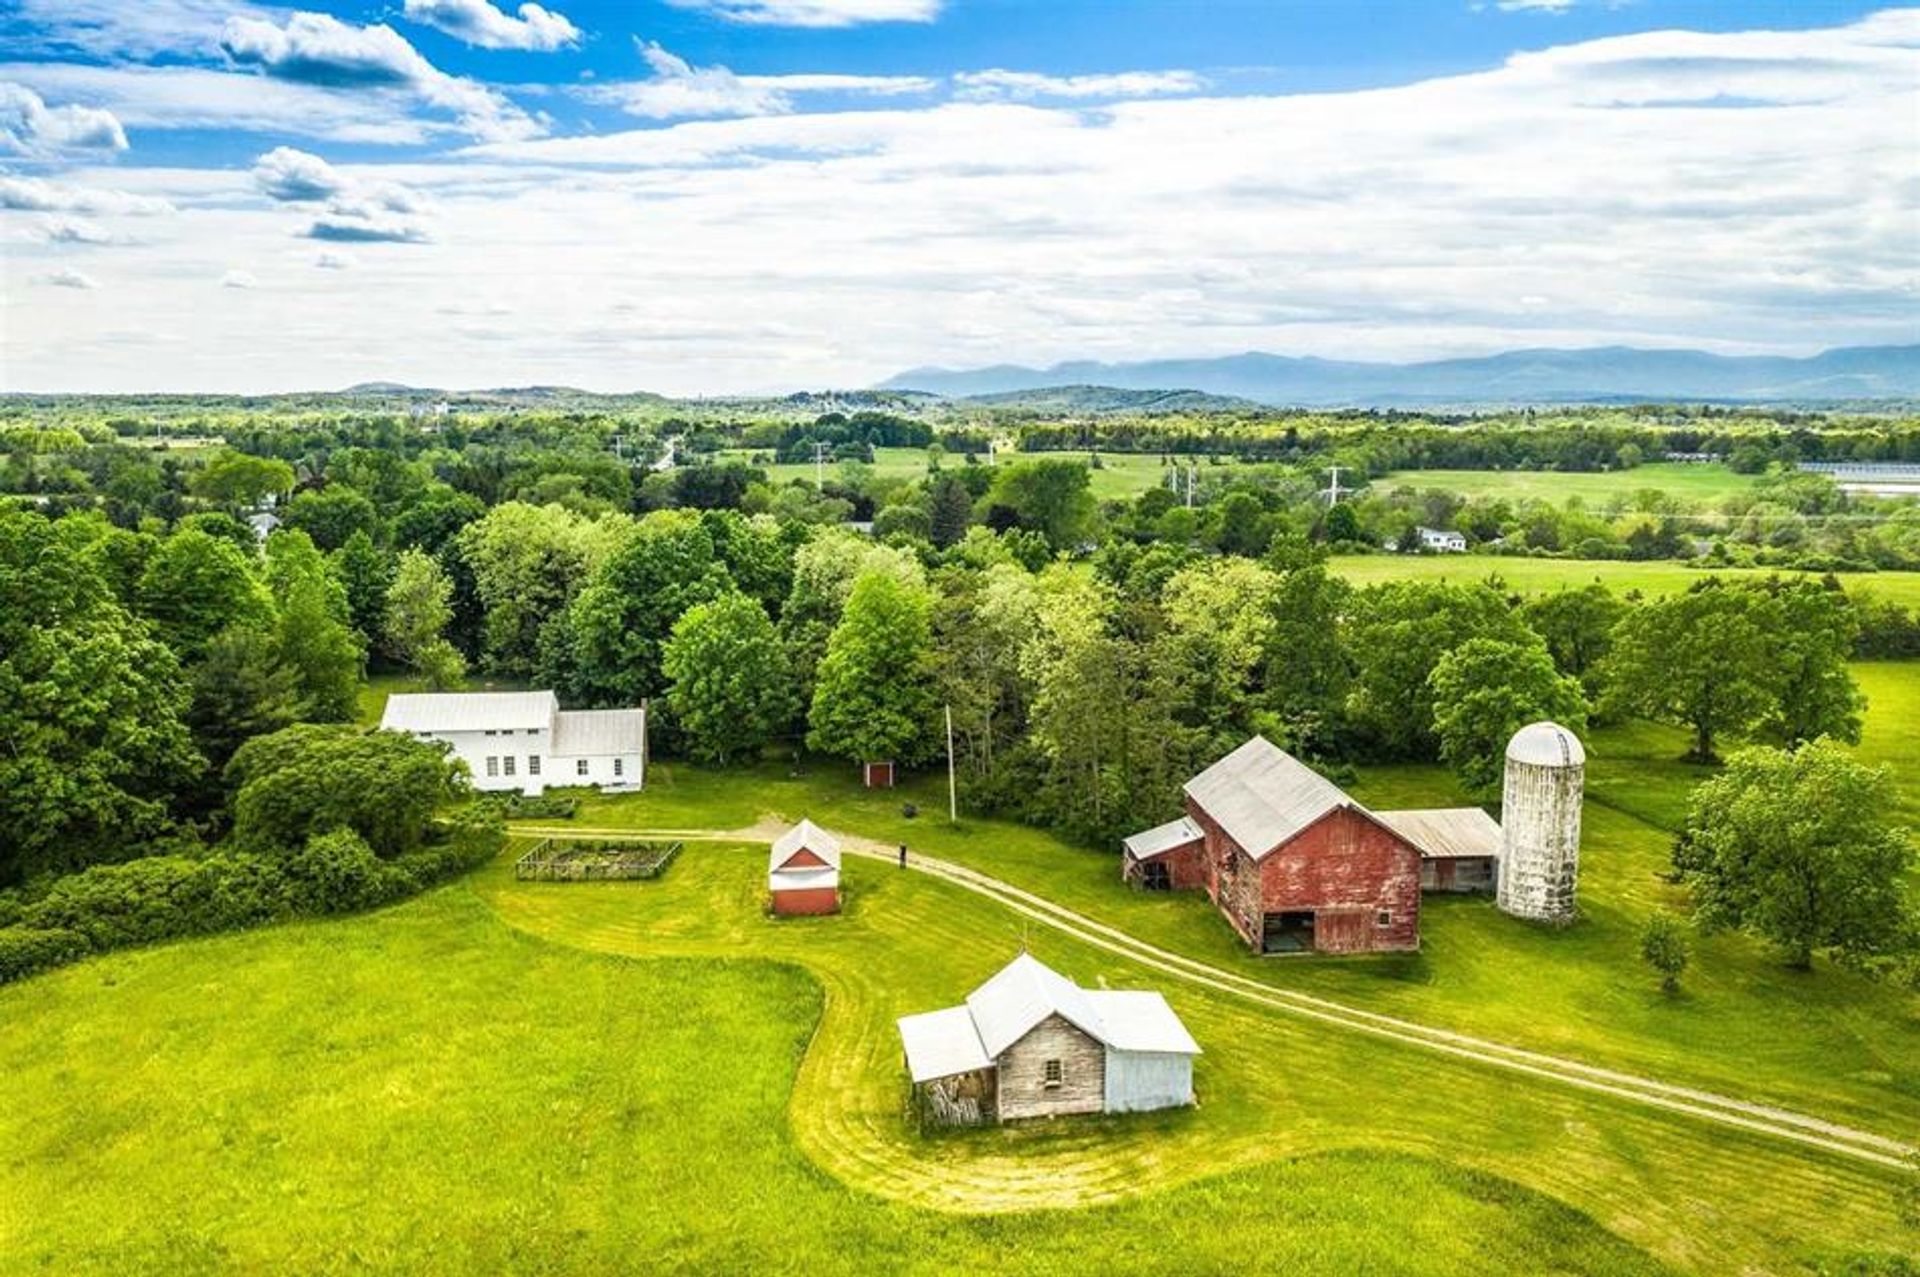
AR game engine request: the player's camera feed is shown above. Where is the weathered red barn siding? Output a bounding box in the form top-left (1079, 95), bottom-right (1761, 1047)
top-left (1260, 808), bottom-right (1421, 953)
top-left (1185, 798), bottom-right (1420, 954)
top-left (772, 886), bottom-right (839, 916)
top-left (781, 848), bottom-right (830, 870)
top-left (1124, 838), bottom-right (1208, 890)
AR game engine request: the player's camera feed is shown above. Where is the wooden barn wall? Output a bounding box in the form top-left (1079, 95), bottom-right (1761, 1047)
top-left (772, 886), bottom-right (839, 916)
top-left (1260, 808), bottom-right (1421, 953)
top-left (997, 1014), bottom-right (1105, 1121)
top-left (1123, 839), bottom-right (1207, 891)
top-left (1103, 1050), bottom-right (1194, 1113)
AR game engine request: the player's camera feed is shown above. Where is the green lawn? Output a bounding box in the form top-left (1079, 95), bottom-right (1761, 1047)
top-left (1378, 464), bottom-right (1760, 505)
top-left (721, 447), bottom-right (1176, 501)
top-left (1329, 554), bottom-right (1920, 607)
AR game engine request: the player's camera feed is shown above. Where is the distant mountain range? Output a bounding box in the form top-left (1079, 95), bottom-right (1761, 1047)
top-left (880, 344), bottom-right (1920, 406)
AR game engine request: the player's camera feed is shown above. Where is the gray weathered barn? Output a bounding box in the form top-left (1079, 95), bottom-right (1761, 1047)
top-left (896, 953), bottom-right (1201, 1126)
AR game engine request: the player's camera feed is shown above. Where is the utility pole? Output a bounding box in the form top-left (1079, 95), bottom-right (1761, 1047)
top-left (812, 439), bottom-right (829, 489)
top-left (945, 703), bottom-right (957, 823)
top-left (1322, 464), bottom-right (1345, 506)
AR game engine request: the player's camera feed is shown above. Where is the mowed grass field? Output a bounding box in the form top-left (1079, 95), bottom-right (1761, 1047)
top-left (726, 447), bottom-right (1177, 501)
top-left (1378, 463), bottom-right (1761, 504)
top-left (1328, 553), bottom-right (1920, 606)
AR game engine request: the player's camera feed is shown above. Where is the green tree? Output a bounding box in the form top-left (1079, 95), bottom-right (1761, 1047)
top-left (928, 473), bottom-right (975, 549)
top-left (189, 450), bottom-right (294, 508)
top-left (562, 510), bottom-right (734, 706)
top-left (187, 625), bottom-right (299, 768)
top-left (779, 529), bottom-right (924, 703)
top-left (1211, 490), bottom-right (1272, 558)
top-left (1674, 739), bottom-right (1914, 970)
top-left (662, 592), bottom-right (792, 764)
top-left (1259, 546), bottom-right (1352, 752)
top-left (1760, 579), bottom-right (1864, 746)
top-left (1346, 582), bottom-right (1533, 759)
top-left (137, 526), bottom-right (274, 662)
top-left (1520, 584), bottom-right (1627, 699)
top-left (1322, 501), bottom-right (1363, 544)
top-left (228, 724), bottom-right (464, 858)
top-left (807, 571), bottom-right (938, 766)
top-left (1603, 582), bottom-right (1778, 762)
top-left (1429, 637), bottom-right (1589, 792)
top-left (0, 512), bottom-right (202, 884)
top-left (384, 549), bottom-right (465, 689)
top-left (282, 485), bottom-right (381, 551)
top-left (331, 531), bottom-right (393, 648)
top-left (265, 532), bottom-right (364, 723)
top-left (984, 459), bottom-right (1098, 551)
top-left (1639, 914), bottom-right (1690, 995)
top-left (453, 502), bottom-right (626, 677)
top-left (1156, 559), bottom-right (1278, 754)
top-left (934, 562), bottom-right (1040, 792)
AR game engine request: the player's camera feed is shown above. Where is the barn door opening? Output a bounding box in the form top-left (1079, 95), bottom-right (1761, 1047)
top-left (1141, 862), bottom-right (1171, 892)
top-left (1262, 910), bottom-right (1315, 954)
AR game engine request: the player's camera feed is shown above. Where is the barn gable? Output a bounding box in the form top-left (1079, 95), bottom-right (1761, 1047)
top-left (1183, 735), bottom-right (1358, 860)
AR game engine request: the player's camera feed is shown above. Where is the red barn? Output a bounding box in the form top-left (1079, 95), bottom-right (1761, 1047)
top-left (1125, 737), bottom-right (1427, 955)
top-left (769, 819), bottom-right (841, 916)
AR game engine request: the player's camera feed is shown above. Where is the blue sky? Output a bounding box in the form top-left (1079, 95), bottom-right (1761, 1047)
top-left (2, 0), bottom-right (1914, 392)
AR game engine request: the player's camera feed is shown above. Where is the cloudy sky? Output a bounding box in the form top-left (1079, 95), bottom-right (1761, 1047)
top-left (1, 0), bottom-right (1914, 393)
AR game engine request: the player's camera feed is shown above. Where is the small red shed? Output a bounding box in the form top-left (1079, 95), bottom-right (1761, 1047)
top-left (769, 818), bottom-right (842, 916)
top-left (862, 761), bottom-right (895, 789)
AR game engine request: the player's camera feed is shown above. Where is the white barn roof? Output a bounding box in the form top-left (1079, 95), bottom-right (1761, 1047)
top-left (1184, 736), bottom-right (1362, 860)
top-left (1122, 815), bottom-right (1203, 860)
top-left (381, 690), bottom-right (557, 734)
top-left (769, 819), bottom-right (842, 873)
top-left (551, 707), bottom-right (645, 757)
top-left (1375, 807), bottom-right (1503, 860)
top-left (899, 953), bottom-right (1201, 1083)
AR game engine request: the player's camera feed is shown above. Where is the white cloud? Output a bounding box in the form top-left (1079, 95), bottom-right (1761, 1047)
top-left (248, 146), bottom-right (435, 242)
top-left (219, 11), bottom-right (545, 142)
top-left (402, 0), bottom-right (580, 51)
top-left (221, 269), bottom-right (258, 288)
top-left (952, 69), bottom-right (1206, 101)
top-left (1495, 0), bottom-right (1576, 11)
top-left (38, 215), bottom-right (115, 244)
top-left (253, 146), bottom-right (353, 201)
top-left (662, 0), bottom-right (940, 26)
top-left (580, 42), bottom-right (934, 120)
top-left (8, 9), bottom-right (1917, 393)
top-left (3, 0), bottom-right (273, 59)
top-left (39, 268), bottom-right (98, 289)
top-left (0, 175), bottom-right (174, 215)
top-left (0, 83), bottom-right (127, 154)
top-left (304, 209), bottom-right (434, 243)
top-left (315, 251), bottom-right (356, 269)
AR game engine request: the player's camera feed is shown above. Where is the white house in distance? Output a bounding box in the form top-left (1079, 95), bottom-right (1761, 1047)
top-left (898, 952), bottom-right (1200, 1126)
top-left (1414, 526), bottom-right (1468, 552)
top-left (379, 691), bottom-right (644, 795)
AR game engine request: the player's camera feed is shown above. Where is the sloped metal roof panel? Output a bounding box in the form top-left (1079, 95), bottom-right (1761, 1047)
top-left (1183, 736), bottom-right (1361, 861)
top-left (380, 690), bottom-right (557, 734)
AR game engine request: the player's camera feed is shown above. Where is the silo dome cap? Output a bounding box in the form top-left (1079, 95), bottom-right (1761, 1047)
top-left (1506, 721), bottom-right (1585, 767)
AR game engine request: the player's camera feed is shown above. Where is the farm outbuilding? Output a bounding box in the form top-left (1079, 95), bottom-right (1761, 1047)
top-left (769, 819), bottom-right (841, 916)
top-left (897, 953), bottom-right (1200, 1127)
top-left (1124, 736), bottom-right (1508, 955)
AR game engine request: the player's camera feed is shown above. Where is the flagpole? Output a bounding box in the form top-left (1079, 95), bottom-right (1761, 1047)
top-left (945, 703), bottom-right (957, 823)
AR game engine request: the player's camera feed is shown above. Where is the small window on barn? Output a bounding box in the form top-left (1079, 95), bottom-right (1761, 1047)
top-left (576, 759), bottom-right (589, 777)
top-left (503, 756), bottom-right (516, 777)
top-left (528, 755), bottom-right (541, 776)
top-left (1043, 1059), bottom-right (1063, 1088)
top-left (485, 756), bottom-right (499, 777)
top-left (1376, 910), bottom-right (1393, 927)
top-left (613, 758), bottom-right (624, 778)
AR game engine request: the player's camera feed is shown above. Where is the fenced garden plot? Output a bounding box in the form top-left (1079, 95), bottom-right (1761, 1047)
top-left (514, 839), bottom-right (682, 882)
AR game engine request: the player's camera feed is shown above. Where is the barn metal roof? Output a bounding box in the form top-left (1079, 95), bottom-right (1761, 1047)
top-left (1183, 736), bottom-right (1362, 861)
top-left (1374, 807), bottom-right (1503, 860)
top-left (770, 819), bottom-right (842, 873)
top-left (1083, 991), bottom-right (1202, 1056)
top-left (897, 1006), bottom-right (992, 1083)
top-left (550, 708), bottom-right (645, 757)
top-left (380, 690), bottom-right (557, 734)
top-left (1122, 815), bottom-right (1203, 861)
top-left (899, 954), bottom-right (1200, 1082)
top-left (1506, 721), bottom-right (1585, 767)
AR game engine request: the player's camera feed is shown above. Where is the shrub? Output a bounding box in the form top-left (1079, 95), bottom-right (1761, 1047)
top-left (0, 927), bottom-right (92, 983)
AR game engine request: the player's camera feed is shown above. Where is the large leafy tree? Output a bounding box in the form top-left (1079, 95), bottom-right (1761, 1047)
top-left (228, 724), bottom-right (464, 858)
top-left (187, 625), bottom-right (299, 768)
top-left (927, 473), bottom-right (975, 549)
top-left (662, 591), bottom-right (792, 764)
top-left (265, 531), bottom-right (364, 723)
top-left (137, 526), bottom-right (274, 662)
top-left (1259, 542), bottom-right (1352, 752)
top-left (0, 512), bottom-right (202, 884)
top-left (383, 549), bottom-right (465, 689)
top-left (188, 450), bottom-right (294, 508)
top-left (562, 510), bottom-right (735, 706)
top-left (1603, 581), bottom-right (1778, 762)
top-left (1760, 578), bottom-right (1864, 746)
top-left (1155, 559), bottom-right (1278, 755)
top-left (779, 529), bottom-right (923, 703)
top-left (282, 485), bottom-right (382, 551)
top-left (983, 459), bottom-right (1098, 551)
top-left (1520, 583), bottom-right (1627, 699)
top-left (1675, 739), bottom-right (1913, 969)
top-left (1345, 581), bottom-right (1532, 759)
top-left (453, 502), bottom-right (626, 677)
top-left (330, 531), bottom-right (394, 648)
top-left (1429, 637), bottom-right (1589, 792)
top-left (807, 571), bottom-right (938, 767)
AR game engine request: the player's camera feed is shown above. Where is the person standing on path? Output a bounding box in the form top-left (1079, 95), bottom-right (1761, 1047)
top-left (898, 844), bottom-right (908, 869)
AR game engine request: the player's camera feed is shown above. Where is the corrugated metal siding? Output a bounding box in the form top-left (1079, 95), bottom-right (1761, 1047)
top-left (1103, 1050), bottom-right (1194, 1113)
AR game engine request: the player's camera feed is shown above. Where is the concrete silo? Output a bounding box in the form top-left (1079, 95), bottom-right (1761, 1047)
top-left (1497, 721), bottom-right (1585, 923)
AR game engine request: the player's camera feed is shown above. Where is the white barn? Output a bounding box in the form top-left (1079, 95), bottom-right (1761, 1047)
top-left (897, 952), bottom-right (1200, 1126)
top-left (379, 691), bottom-right (644, 795)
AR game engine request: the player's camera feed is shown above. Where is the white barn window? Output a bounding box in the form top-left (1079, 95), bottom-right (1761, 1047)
top-left (485, 757), bottom-right (499, 777)
top-left (1044, 1059), bottom-right (1063, 1088)
top-left (528, 756), bottom-right (541, 776)
top-left (613, 758), bottom-right (623, 778)
top-left (576, 759), bottom-right (589, 777)
top-left (504, 756), bottom-right (516, 777)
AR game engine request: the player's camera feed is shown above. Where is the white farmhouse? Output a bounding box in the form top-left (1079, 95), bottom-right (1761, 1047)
top-left (1416, 526), bottom-right (1468, 552)
top-left (379, 691), bottom-right (644, 795)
